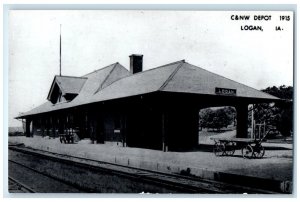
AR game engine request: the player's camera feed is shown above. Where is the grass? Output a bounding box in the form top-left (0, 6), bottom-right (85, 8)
top-left (198, 128), bottom-right (236, 144)
top-left (199, 126), bottom-right (236, 136)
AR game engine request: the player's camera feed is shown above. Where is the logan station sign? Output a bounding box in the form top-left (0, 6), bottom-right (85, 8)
top-left (215, 87), bottom-right (237, 96)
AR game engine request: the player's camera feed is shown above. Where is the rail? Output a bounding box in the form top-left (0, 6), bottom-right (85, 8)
top-left (9, 145), bottom-right (281, 194)
top-left (9, 176), bottom-right (35, 193)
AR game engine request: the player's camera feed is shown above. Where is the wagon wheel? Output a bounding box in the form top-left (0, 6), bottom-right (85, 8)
top-left (253, 144), bottom-right (265, 158)
top-left (213, 142), bottom-right (225, 156)
top-left (242, 144), bottom-right (253, 159)
top-left (224, 141), bottom-right (235, 156)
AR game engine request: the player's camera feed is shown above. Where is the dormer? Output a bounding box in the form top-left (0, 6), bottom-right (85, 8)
top-left (47, 75), bottom-right (87, 104)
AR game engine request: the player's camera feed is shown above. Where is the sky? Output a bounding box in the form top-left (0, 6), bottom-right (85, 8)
top-left (8, 10), bottom-right (294, 127)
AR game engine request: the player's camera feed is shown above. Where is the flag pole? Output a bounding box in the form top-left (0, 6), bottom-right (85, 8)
top-left (59, 24), bottom-right (62, 76)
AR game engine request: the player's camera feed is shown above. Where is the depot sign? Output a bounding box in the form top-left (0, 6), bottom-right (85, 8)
top-left (215, 87), bottom-right (237, 96)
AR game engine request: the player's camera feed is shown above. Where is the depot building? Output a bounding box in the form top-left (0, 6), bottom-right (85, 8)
top-left (16, 55), bottom-right (279, 151)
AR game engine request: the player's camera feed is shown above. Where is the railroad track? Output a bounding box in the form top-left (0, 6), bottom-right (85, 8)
top-left (9, 158), bottom-right (86, 193)
top-left (9, 145), bottom-right (280, 194)
top-left (9, 176), bottom-right (35, 193)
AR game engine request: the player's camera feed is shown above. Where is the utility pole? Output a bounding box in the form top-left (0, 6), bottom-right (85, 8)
top-left (251, 104), bottom-right (254, 139)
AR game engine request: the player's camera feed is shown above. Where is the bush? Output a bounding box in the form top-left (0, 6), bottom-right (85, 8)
top-left (199, 107), bottom-right (235, 131)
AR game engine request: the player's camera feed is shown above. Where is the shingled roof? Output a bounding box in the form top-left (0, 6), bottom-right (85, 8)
top-left (47, 76), bottom-right (88, 102)
top-left (17, 60), bottom-right (278, 118)
top-left (56, 76), bottom-right (87, 94)
top-left (162, 62), bottom-right (278, 99)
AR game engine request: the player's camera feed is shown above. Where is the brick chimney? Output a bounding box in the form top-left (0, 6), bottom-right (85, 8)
top-left (129, 54), bottom-right (143, 74)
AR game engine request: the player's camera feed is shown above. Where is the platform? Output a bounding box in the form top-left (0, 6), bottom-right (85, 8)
top-left (8, 136), bottom-right (293, 187)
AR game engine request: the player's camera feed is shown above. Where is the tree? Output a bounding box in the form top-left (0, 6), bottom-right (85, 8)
top-left (199, 107), bottom-right (235, 131)
top-left (213, 108), bottom-right (232, 130)
top-left (262, 85), bottom-right (293, 100)
top-left (255, 85), bottom-right (293, 137)
top-left (223, 106), bottom-right (236, 126)
top-left (199, 108), bottom-right (214, 129)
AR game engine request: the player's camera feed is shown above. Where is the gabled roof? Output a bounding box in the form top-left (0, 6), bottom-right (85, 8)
top-left (47, 76), bottom-right (87, 101)
top-left (56, 76), bottom-right (87, 94)
top-left (17, 63), bottom-right (131, 118)
top-left (161, 62), bottom-right (278, 99)
top-left (90, 60), bottom-right (183, 102)
top-left (17, 60), bottom-right (278, 118)
top-left (71, 62), bottom-right (131, 105)
top-left (89, 60), bottom-right (278, 102)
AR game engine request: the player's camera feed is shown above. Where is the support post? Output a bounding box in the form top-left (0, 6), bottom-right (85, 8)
top-left (251, 104), bottom-right (254, 139)
top-left (25, 119), bottom-right (31, 137)
top-left (121, 115), bottom-right (127, 147)
top-left (236, 104), bottom-right (249, 138)
top-left (162, 112), bottom-right (168, 152)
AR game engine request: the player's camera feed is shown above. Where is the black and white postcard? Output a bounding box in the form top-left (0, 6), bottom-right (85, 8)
top-left (7, 8), bottom-right (294, 195)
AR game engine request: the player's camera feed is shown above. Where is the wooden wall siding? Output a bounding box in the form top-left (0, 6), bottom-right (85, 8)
top-left (25, 119), bottom-right (31, 137)
top-left (124, 101), bottom-right (163, 150)
top-left (51, 115), bottom-right (58, 138)
top-left (32, 118), bottom-right (43, 136)
top-left (120, 115), bottom-right (128, 147)
top-left (89, 117), bottom-right (97, 143)
top-left (71, 109), bottom-right (85, 139)
top-left (96, 116), bottom-right (105, 144)
top-left (24, 91), bottom-right (273, 151)
top-left (103, 115), bottom-right (115, 142)
top-left (32, 120), bottom-right (38, 136)
top-left (97, 112), bottom-right (122, 143)
top-left (40, 118), bottom-right (45, 136)
top-left (17, 58), bottom-right (278, 151)
top-left (165, 109), bottom-right (199, 151)
top-left (235, 103), bottom-right (250, 138)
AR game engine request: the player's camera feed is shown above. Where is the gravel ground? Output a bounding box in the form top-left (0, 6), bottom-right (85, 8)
top-left (9, 136), bottom-right (293, 181)
top-left (199, 130), bottom-right (236, 144)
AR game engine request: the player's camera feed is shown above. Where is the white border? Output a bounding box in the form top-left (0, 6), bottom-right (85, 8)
top-left (1, 1), bottom-right (299, 201)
